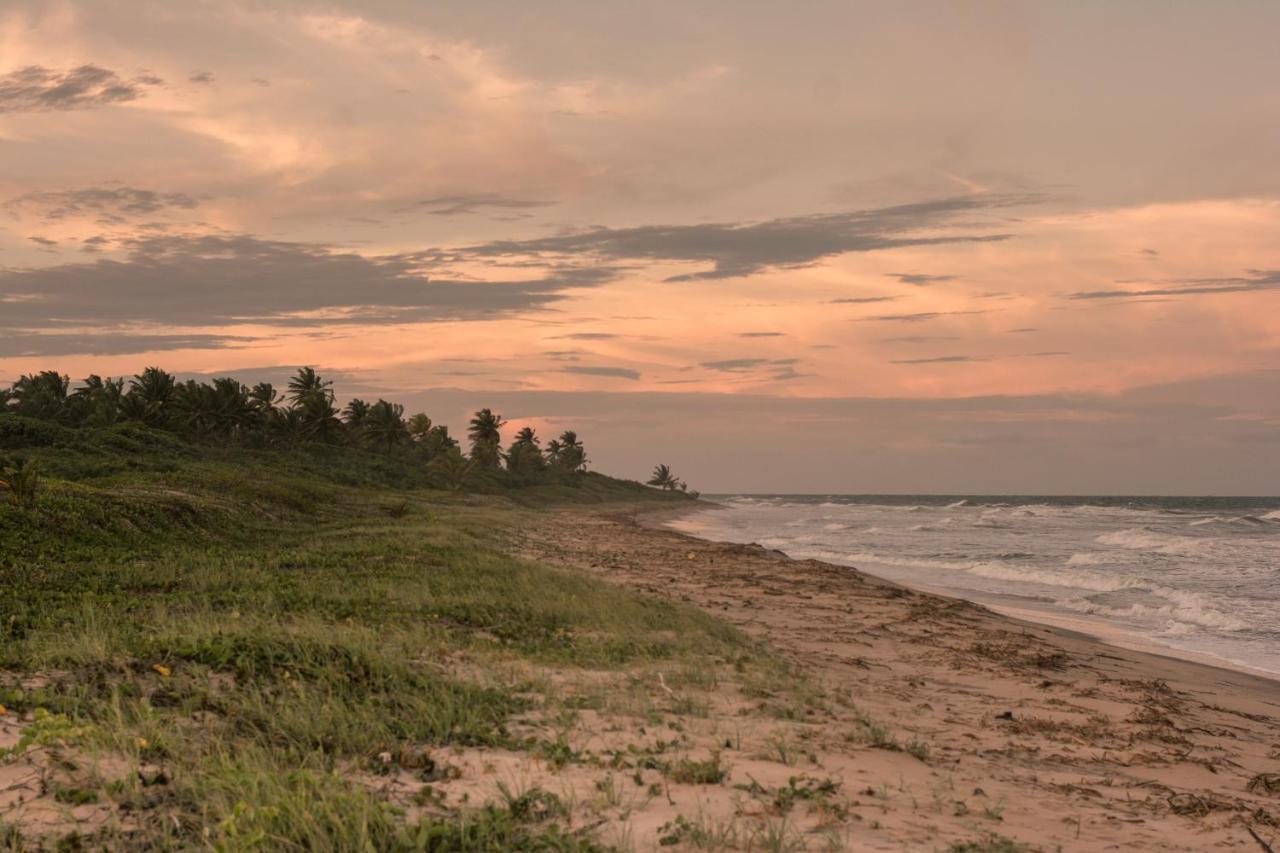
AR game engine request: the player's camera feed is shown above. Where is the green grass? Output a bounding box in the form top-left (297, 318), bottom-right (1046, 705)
top-left (0, 418), bottom-right (742, 849)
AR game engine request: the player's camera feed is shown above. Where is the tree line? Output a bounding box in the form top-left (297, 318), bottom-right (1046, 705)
top-left (0, 367), bottom-right (588, 489)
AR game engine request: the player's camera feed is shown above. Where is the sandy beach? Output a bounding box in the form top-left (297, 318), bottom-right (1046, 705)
top-left (511, 503), bottom-right (1280, 851)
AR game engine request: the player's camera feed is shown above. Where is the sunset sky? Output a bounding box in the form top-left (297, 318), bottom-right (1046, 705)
top-left (3, 1), bottom-right (1279, 493)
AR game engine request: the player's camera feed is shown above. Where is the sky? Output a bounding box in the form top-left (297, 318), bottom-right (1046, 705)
top-left (2, 0), bottom-right (1279, 493)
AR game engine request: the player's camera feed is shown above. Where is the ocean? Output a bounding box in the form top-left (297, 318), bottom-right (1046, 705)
top-left (667, 495), bottom-right (1280, 679)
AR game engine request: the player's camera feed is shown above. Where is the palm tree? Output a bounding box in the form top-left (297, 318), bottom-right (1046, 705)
top-left (507, 426), bottom-right (545, 474)
top-left (249, 382), bottom-right (280, 410)
top-left (287, 366), bottom-right (333, 406)
top-left (9, 371), bottom-right (70, 421)
top-left (9, 373), bottom-right (57, 421)
top-left (342, 398), bottom-right (371, 428)
top-left (647, 464), bottom-right (683, 491)
top-left (424, 424), bottom-right (457, 455)
top-left (125, 367), bottom-right (176, 427)
top-left (286, 367), bottom-right (340, 443)
top-left (427, 447), bottom-right (480, 491)
top-left (68, 375), bottom-right (124, 426)
top-left (544, 438), bottom-right (563, 466)
top-left (406, 413), bottom-right (433, 442)
top-left (468, 408), bottom-right (506, 469)
top-left (555, 430), bottom-right (586, 471)
top-left (365, 399), bottom-right (408, 451)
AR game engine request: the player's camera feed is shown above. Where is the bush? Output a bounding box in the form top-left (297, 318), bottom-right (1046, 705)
top-left (0, 460), bottom-right (39, 508)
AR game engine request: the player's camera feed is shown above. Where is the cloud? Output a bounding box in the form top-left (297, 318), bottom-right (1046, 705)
top-left (0, 233), bottom-right (620, 331)
top-left (739, 331), bottom-right (785, 337)
top-left (887, 272), bottom-right (957, 286)
top-left (880, 335), bottom-right (961, 343)
top-left (459, 196), bottom-right (1018, 281)
top-left (407, 193), bottom-right (555, 216)
top-left (548, 332), bottom-right (620, 340)
top-left (0, 65), bottom-right (160, 114)
top-left (864, 310), bottom-right (988, 322)
top-left (1068, 269), bottom-right (1280, 300)
top-left (6, 186), bottom-right (200, 223)
top-left (561, 365), bottom-right (640, 380)
top-left (28, 236), bottom-right (57, 247)
top-left (889, 355), bottom-right (982, 364)
top-left (189, 71), bottom-right (215, 84)
top-left (0, 332), bottom-right (251, 358)
top-left (701, 357), bottom-right (798, 372)
top-left (829, 296), bottom-right (899, 304)
top-left (1007, 327), bottom-right (1038, 333)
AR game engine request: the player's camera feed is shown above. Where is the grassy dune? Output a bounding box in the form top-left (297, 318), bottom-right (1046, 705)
top-left (0, 418), bottom-right (751, 850)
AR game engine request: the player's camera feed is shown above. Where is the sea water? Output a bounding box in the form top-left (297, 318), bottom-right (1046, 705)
top-left (666, 496), bottom-right (1280, 678)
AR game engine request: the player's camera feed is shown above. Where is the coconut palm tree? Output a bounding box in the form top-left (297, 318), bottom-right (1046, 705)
top-left (647, 464), bottom-right (682, 491)
top-left (406, 413), bottom-right (433, 443)
top-left (365, 399), bottom-right (408, 451)
top-left (342, 398), bottom-right (371, 427)
top-left (286, 367), bottom-right (340, 443)
top-left (507, 426), bottom-right (545, 474)
top-left (424, 424), bottom-right (457, 455)
top-left (9, 371), bottom-right (70, 421)
top-left (68, 375), bottom-right (124, 427)
top-left (544, 438), bottom-right (563, 466)
top-left (555, 430), bottom-right (587, 471)
top-left (468, 408), bottom-right (506, 469)
top-left (124, 367), bottom-right (176, 427)
top-left (427, 447), bottom-right (480, 491)
top-left (287, 366), bottom-right (333, 406)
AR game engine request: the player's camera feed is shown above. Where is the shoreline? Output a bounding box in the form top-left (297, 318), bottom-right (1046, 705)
top-left (519, 501), bottom-right (1280, 850)
top-left (660, 499), bottom-right (1280, 688)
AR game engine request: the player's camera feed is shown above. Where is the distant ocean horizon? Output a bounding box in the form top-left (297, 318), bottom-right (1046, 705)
top-left (668, 494), bottom-right (1280, 679)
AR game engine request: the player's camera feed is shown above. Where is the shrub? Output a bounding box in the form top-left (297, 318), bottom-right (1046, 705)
top-left (0, 460), bottom-right (39, 508)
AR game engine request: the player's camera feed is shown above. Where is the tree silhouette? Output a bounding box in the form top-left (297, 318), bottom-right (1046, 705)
top-left (468, 408), bottom-right (506, 469)
top-left (647, 464), bottom-right (683, 491)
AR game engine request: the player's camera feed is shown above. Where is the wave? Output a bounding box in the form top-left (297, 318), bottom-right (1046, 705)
top-left (946, 499), bottom-right (970, 508)
top-left (1263, 510), bottom-right (1280, 521)
top-left (908, 518), bottom-right (955, 531)
top-left (1095, 527), bottom-right (1215, 557)
top-left (1060, 594), bottom-right (1251, 632)
top-left (1189, 515), bottom-right (1269, 527)
top-left (965, 561), bottom-right (1142, 593)
top-left (846, 551), bottom-right (976, 572)
top-left (1066, 551), bottom-right (1131, 566)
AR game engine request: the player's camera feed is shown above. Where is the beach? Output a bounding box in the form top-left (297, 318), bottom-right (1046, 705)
top-left (513, 503), bottom-right (1280, 850)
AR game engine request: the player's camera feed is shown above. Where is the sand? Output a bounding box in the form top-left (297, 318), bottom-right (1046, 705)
top-left (508, 503), bottom-right (1280, 851)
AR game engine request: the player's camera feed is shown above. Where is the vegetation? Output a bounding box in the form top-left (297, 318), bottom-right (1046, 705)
top-left (0, 366), bottom-right (724, 848)
top-left (646, 463), bottom-right (686, 492)
top-left (1, 366), bottom-right (605, 491)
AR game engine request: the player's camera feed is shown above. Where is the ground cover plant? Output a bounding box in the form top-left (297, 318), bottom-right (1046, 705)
top-left (0, 397), bottom-right (748, 849)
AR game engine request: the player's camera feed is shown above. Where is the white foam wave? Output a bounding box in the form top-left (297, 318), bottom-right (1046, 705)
top-left (965, 561), bottom-right (1141, 593)
top-left (1066, 551), bottom-right (1131, 566)
top-left (1060, 595), bottom-right (1250, 632)
top-left (1095, 527), bottom-right (1214, 557)
top-left (1189, 515), bottom-right (1269, 527)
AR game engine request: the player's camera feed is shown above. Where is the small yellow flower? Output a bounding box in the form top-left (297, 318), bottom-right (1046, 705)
top-left (152, 664), bottom-right (171, 678)
top-left (0, 704), bottom-right (7, 715)
top-left (136, 737), bottom-right (149, 749)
